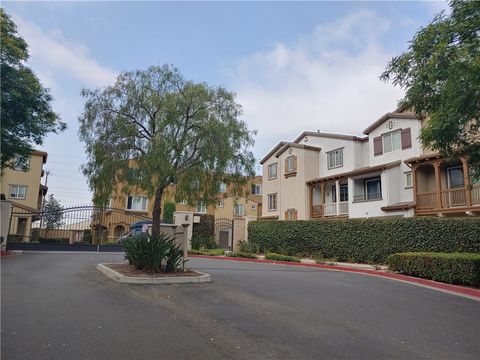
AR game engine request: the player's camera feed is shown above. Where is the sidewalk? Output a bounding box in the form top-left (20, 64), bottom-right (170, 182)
top-left (189, 254), bottom-right (480, 301)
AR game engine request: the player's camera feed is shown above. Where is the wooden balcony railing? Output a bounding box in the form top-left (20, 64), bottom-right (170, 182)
top-left (416, 185), bottom-right (480, 212)
top-left (416, 192), bottom-right (437, 209)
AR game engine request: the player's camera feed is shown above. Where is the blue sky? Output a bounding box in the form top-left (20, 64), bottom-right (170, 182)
top-left (3, 1), bottom-right (448, 206)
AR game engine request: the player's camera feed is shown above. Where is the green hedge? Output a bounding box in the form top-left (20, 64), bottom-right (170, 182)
top-left (265, 253), bottom-right (300, 262)
top-left (388, 252), bottom-right (480, 287)
top-left (189, 249), bottom-right (225, 256)
top-left (248, 217), bottom-right (480, 264)
top-left (228, 251), bottom-right (257, 259)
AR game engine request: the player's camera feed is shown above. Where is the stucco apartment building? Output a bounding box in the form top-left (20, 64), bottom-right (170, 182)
top-left (101, 176), bottom-right (263, 240)
top-left (0, 150), bottom-right (48, 238)
top-left (260, 107), bottom-right (480, 220)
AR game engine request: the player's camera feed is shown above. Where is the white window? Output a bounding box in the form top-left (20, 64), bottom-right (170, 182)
top-left (234, 204), bottom-right (245, 216)
top-left (383, 130), bottom-right (401, 153)
top-left (286, 156), bottom-right (296, 172)
top-left (217, 201), bottom-right (224, 208)
top-left (268, 193), bottom-right (277, 211)
top-left (196, 201), bottom-right (206, 213)
top-left (332, 184), bottom-right (349, 202)
top-left (126, 196), bottom-right (148, 211)
top-left (365, 178), bottom-right (382, 200)
top-left (9, 185), bottom-right (27, 199)
top-left (13, 158), bottom-right (30, 171)
top-left (405, 172), bottom-right (413, 188)
top-left (268, 163), bottom-right (277, 180)
top-left (251, 184), bottom-right (262, 195)
top-left (218, 182), bottom-right (227, 193)
top-left (286, 209), bottom-right (297, 220)
top-left (179, 199), bottom-right (187, 205)
top-left (252, 204), bottom-right (257, 209)
top-left (327, 148), bottom-right (343, 169)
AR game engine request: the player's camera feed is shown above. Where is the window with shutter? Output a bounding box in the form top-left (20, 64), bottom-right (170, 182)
top-left (373, 136), bottom-right (383, 156)
top-left (401, 128), bottom-right (412, 149)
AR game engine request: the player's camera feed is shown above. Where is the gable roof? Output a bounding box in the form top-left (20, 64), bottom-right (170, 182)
top-left (259, 141), bottom-right (287, 165)
top-left (363, 112), bottom-right (420, 135)
top-left (293, 131), bottom-right (367, 144)
top-left (274, 143), bottom-right (321, 158)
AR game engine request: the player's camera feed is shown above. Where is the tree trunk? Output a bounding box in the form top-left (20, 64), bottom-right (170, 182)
top-left (151, 185), bottom-right (165, 237)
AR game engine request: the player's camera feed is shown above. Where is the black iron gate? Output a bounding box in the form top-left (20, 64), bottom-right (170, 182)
top-left (214, 217), bottom-right (234, 250)
top-left (7, 205), bottom-right (152, 247)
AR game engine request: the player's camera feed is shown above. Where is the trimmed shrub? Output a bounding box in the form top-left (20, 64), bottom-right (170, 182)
top-left (191, 235), bottom-right (218, 250)
top-left (228, 251), bottom-right (257, 259)
top-left (249, 218), bottom-right (480, 264)
top-left (238, 240), bottom-right (260, 254)
top-left (189, 249), bottom-right (225, 256)
top-left (265, 253), bottom-right (301, 262)
top-left (388, 252), bottom-right (480, 287)
top-left (38, 237), bottom-right (69, 244)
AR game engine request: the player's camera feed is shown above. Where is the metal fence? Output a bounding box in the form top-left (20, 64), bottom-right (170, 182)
top-left (8, 205), bottom-right (152, 245)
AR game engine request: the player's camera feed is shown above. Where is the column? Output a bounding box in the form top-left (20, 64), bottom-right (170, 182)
top-left (412, 164), bottom-right (418, 207)
top-left (335, 179), bottom-right (340, 216)
top-left (461, 157), bottom-right (472, 207)
top-left (433, 160), bottom-right (442, 209)
top-left (321, 182), bottom-right (326, 217)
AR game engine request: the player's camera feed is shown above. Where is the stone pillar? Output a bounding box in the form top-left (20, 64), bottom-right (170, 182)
top-left (173, 211), bottom-right (194, 249)
top-left (0, 200), bottom-right (12, 251)
top-left (232, 218), bottom-right (246, 252)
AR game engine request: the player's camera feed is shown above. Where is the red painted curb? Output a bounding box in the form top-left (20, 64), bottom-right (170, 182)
top-left (189, 254), bottom-right (480, 299)
top-left (1, 251), bottom-right (10, 257)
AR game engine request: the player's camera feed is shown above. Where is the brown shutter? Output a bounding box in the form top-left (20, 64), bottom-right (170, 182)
top-left (284, 210), bottom-right (289, 220)
top-left (293, 209), bottom-right (298, 220)
top-left (401, 128), bottom-right (412, 149)
top-left (293, 156), bottom-right (297, 171)
top-left (285, 158), bottom-right (288, 173)
top-left (373, 136), bottom-right (383, 156)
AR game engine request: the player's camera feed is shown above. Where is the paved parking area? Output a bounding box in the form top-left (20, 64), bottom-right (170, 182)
top-left (2, 252), bottom-right (479, 359)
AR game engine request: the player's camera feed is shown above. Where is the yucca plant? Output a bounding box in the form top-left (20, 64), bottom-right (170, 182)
top-left (165, 239), bottom-right (186, 273)
top-left (123, 233), bottom-right (186, 273)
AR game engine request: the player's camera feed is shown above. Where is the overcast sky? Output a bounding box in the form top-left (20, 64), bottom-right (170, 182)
top-left (3, 1), bottom-right (448, 206)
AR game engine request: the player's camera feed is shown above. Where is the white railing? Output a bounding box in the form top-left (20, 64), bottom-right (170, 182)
top-left (339, 202), bottom-right (349, 215)
top-left (324, 204), bottom-right (337, 216)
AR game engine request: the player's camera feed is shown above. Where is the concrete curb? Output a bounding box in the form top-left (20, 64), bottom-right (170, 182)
top-left (97, 263), bottom-right (212, 284)
top-left (189, 255), bottom-right (480, 301)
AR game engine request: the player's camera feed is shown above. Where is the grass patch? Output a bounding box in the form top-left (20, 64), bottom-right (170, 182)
top-left (188, 249), bottom-right (225, 256)
top-left (227, 252), bottom-right (257, 259)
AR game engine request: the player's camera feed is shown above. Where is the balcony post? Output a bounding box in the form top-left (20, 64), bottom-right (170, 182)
top-left (335, 180), bottom-right (340, 216)
top-left (461, 157), bottom-right (472, 207)
top-left (321, 182), bottom-right (326, 217)
top-left (433, 160), bottom-right (442, 209)
top-left (412, 163), bottom-right (418, 209)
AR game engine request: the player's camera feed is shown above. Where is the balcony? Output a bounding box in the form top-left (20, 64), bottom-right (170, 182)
top-left (416, 185), bottom-right (480, 212)
top-left (352, 192), bottom-right (382, 202)
top-left (311, 202), bottom-right (348, 218)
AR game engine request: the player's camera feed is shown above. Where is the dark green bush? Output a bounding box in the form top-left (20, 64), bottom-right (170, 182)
top-left (192, 214), bottom-right (214, 239)
top-left (123, 233), bottom-right (185, 273)
top-left (265, 253), bottom-right (301, 262)
top-left (228, 251), bottom-right (257, 259)
top-left (388, 252), bottom-right (480, 287)
top-left (249, 218), bottom-right (480, 264)
top-left (238, 240), bottom-right (260, 254)
top-left (163, 201), bottom-right (176, 224)
top-left (38, 237), bottom-right (69, 244)
top-left (82, 230), bottom-right (92, 244)
top-left (191, 235), bottom-right (218, 250)
top-left (189, 249), bottom-right (225, 256)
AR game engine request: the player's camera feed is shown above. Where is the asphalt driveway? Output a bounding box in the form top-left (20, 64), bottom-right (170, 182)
top-left (2, 252), bottom-right (479, 360)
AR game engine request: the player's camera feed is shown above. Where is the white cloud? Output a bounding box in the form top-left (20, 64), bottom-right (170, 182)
top-left (227, 9), bottom-right (405, 158)
top-left (13, 15), bottom-right (117, 88)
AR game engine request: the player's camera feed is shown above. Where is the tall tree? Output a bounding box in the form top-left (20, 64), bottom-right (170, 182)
top-left (43, 194), bottom-right (64, 231)
top-left (0, 9), bottom-right (65, 169)
top-left (381, 0), bottom-right (480, 177)
top-left (79, 65), bottom-right (256, 236)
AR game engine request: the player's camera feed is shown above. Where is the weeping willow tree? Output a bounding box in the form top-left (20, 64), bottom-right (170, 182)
top-left (79, 65), bottom-right (256, 236)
